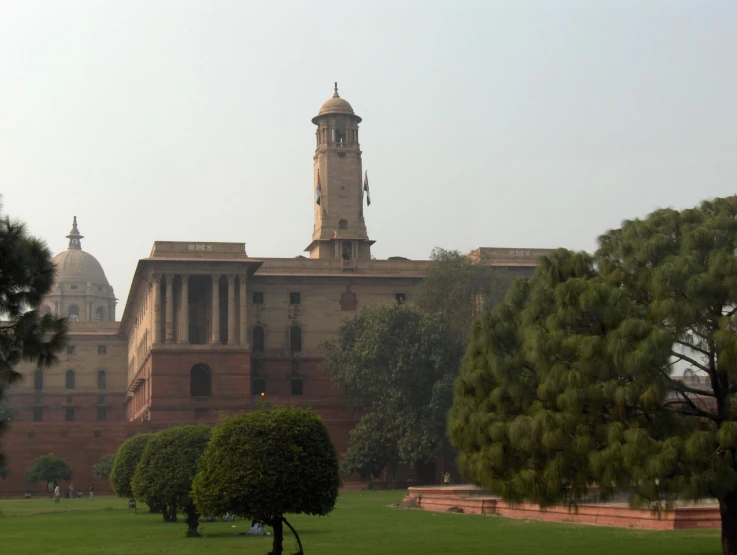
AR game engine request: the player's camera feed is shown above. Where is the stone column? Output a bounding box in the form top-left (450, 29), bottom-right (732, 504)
top-left (180, 275), bottom-right (189, 344)
top-left (165, 274), bottom-right (174, 343)
top-left (227, 275), bottom-right (236, 345)
top-left (211, 274), bottom-right (220, 344)
top-left (239, 276), bottom-right (249, 347)
top-left (151, 274), bottom-right (161, 344)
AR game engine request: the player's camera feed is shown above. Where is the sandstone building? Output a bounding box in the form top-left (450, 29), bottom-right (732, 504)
top-left (1, 86), bottom-right (552, 495)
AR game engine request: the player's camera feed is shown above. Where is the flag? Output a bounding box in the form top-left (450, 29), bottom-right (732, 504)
top-left (316, 170), bottom-right (322, 206)
top-left (364, 171), bottom-right (371, 206)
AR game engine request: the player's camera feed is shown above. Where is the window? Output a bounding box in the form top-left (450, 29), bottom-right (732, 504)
top-left (65, 407), bottom-right (75, 422)
top-left (342, 241), bottom-right (352, 260)
top-left (65, 370), bottom-right (76, 390)
top-left (291, 379), bottom-right (303, 396)
top-left (96, 407), bottom-right (107, 422)
top-left (67, 345), bottom-right (76, 355)
top-left (33, 407), bottom-right (43, 422)
top-left (190, 363), bottom-right (212, 397)
top-left (33, 369), bottom-right (43, 392)
top-left (252, 292), bottom-right (264, 304)
top-left (289, 326), bottom-right (302, 353)
top-left (98, 345), bottom-right (107, 355)
top-left (289, 292), bottom-right (301, 305)
top-left (96, 306), bottom-right (105, 321)
top-left (68, 305), bottom-right (80, 321)
top-left (252, 378), bottom-right (266, 396)
top-left (338, 219), bottom-right (348, 230)
top-left (97, 370), bottom-right (107, 391)
top-left (252, 326), bottom-right (265, 352)
top-left (70, 285), bottom-right (78, 290)
top-left (396, 293), bottom-right (407, 304)
top-left (97, 286), bottom-right (102, 292)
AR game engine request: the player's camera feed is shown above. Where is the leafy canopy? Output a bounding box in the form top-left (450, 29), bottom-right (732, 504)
top-left (25, 454), bottom-right (73, 484)
top-left (92, 454), bottom-right (116, 481)
top-left (110, 433), bottom-right (152, 499)
top-left (322, 303), bottom-right (463, 480)
top-left (449, 196), bottom-right (737, 554)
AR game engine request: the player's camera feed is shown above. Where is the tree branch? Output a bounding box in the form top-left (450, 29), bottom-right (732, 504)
top-left (673, 339), bottom-right (710, 358)
top-left (669, 351), bottom-right (710, 373)
top-left (661, 396), bottom-right (718, 422)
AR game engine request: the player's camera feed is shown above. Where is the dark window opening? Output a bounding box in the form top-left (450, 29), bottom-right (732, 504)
top-left (65, 370), bottom-right (76, 390)
top-left (252, 326), bottom-right (265, 352)
top-left (33, 407), bottom-right (43, 422)
top-left (291, 379), bottom-right (303, 396)
top-left (251, 358), bottom-right (263, 375)
top-left (289, 292), bottom-right (301, 305)
top-left (338, 219), bottom-right (348, 230)
top-left (98, 395), bottom-right (106, 404)
top-left (97, 370), bottom-right (107, 391)
top-left (396, 293), bottom-right (407, 304)
top-left (67, 345), bottom-right (76, 355)
top-left (65, 408), bottom-right (75, 422)
top-left (68, 305), bottom-right (79, 321)
top-left (98, 345), bottom-right (107, 355)
top-left (33, 369), bottom-right (43, 392)
top-left (342, 242), bottom-right (352, 260)
top-left (289, 326), bottom-right (302, 353)
top-left (252, 378), bottom-right (266, 396)
top-left (70, 285), bottom-right (78, 290)
top-left (96, 306), bottom-right (105, 321)
top-left (190, 363), bottom-right (212, 397)
top-left (97, 407), bottom-right (107, 422)
top-left (252, 292), bottom-right (264, 304)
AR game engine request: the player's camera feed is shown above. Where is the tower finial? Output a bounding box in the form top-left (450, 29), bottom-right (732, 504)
top-left (333, 81), bottom-right (339, 97)
top-left (66, 216), bottom-right (84, 250)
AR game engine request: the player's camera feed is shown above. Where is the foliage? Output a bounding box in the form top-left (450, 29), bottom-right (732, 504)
top-left (110, 433), bottom-right (152, 499)
top-left (449, 196), bottom-right (737, 555)
top-left (323, 303), bottom-right (463, 482)
top-left (25, 454), bottom-right (73, 484)
top-left (0, 197), bottom-right (67, 470)
top-left (92, 454), bottom-right (116, 481)
top-left (132, 425), bottom-right (211, 537)
top-left (193, 406), bottom-right (340, 555)
top-left (413, 247), bottom-right (514, 344)
top-left (0, 398), bottom-right (19, 421)
top-left (340, 413), bottom-right (400, 486)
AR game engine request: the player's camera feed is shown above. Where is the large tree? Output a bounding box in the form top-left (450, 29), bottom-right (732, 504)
top-left (413, 247), bottom-right (513, 344)
top-left (132, 425), bottom-right (211, 537)
top-left (449, 196), bottom-right (737, 555)
top-left (110, 434), bottom-right (152, 500)
top-left (25, 454), bottom-right (73, 486)
top-left (322, 303), bottom-right (463, 484)
top-left (0, 198), bottom-right (67, 469)
top-left (192, 407), bottom-right (340, 555)
top-left (92, 453), bottom-right (116, 482)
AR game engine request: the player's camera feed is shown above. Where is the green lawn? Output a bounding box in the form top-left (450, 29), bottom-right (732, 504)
top-left (0, 491), bottom-right (721, 554)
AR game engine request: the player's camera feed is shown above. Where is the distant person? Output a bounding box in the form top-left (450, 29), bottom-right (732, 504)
top-left (54, 484), bottom-right (60, 503)
top-left (90, 483), bottom-right (95, 499)
top-left (443, 472), bottom-right (451, 485)
top-left (68, 483), bottom-right (74, 499)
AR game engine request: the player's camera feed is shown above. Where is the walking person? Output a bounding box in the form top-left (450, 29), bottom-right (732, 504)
top-left (53, 484), bottom-right (60, 504)
top-left (89, 483), bottom-right (95, 499)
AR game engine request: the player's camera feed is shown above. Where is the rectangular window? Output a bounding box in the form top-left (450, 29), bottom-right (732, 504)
top-left (66, 345), bottom-right (76, 355)
top-left (252, 292), bottom-right (264, 304)
top-left (291, 379), bottom-right (303, 396)
top-left (96, 407), bottom-right (107, 422)
top-left (98, 345), bottom-right (107, 355)
top-left (252, 378), bottom-right (266, 396)
top-left (289, 292), bottom-right (301, 305)
top-left (33, 407), bottom-right (43, 422)
top-left (395, 293), bottom-right (407, 304)
top-left (65, 408), bottom-right (75, 422)
top-left (70, 285), bottom-right (78, 290)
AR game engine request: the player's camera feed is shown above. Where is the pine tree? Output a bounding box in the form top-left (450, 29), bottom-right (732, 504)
top-left (450, 196), bottom-right (737, 555)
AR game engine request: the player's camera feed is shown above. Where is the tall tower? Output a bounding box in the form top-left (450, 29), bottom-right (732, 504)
top-left (305, 84), bottom-right (374, 261)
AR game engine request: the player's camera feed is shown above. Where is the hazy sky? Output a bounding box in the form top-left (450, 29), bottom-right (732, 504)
top-left (1, 0), bottom-right (736, 313)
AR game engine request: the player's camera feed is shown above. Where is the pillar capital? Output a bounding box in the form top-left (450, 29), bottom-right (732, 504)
top-left (226, 274), bottom-right (236, 283)
top-left (165, 274), bottom-right (174, 284)
top-left (181, 274), bottom-right (190, 284)
top-left (211, 274), bottom-right (221, 284)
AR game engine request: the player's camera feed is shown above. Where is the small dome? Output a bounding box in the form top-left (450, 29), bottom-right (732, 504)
top-left (313, 83), bottom-right (361, 123)
top-left (52, 250), bottom-right (109, 285)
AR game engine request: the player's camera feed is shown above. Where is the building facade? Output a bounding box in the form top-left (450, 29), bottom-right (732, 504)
top-left (1, 87), bottom-right (552, 496)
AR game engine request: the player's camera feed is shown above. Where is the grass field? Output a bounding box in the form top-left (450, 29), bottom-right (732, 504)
top-left (0, 491), bottom-right (721, 554)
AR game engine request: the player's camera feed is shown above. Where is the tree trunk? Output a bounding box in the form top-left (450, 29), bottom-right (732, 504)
top-left (185, 509), bottom-right (200, 537)
top-left (269, 517), bottom-right (284, 555)
top-left (162, 505), bottom-right (171, 522)
top-left (720, 494), bottom-right (737, 555)
top-left (282, 517), bottom-right (304, 555)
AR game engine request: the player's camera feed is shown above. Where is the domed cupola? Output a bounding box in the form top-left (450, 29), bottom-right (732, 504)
top-left (42, 217), bottom-right (117, 322)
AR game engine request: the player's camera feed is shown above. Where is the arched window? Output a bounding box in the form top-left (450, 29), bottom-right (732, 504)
top-left (65, 370), bottom-right (75, 390)
top-left (68, 305), bottom-right (80, 321)
top-left (41, 305), bottom-right (51, 316)
top-left (338, 219), bottom-right (348, 230)
top-left (97, 370), bottom-right (107, 391)
top-left (289, 326), bottom-right (302, 353)
top-left (34, 369), bottom-right (44, 392)
top-left (96, 306), bottom-right (105, 321)
top-left (190, 363), bottom-right (212, 397)
top-left (252, 326), bottom-right (265, 352)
